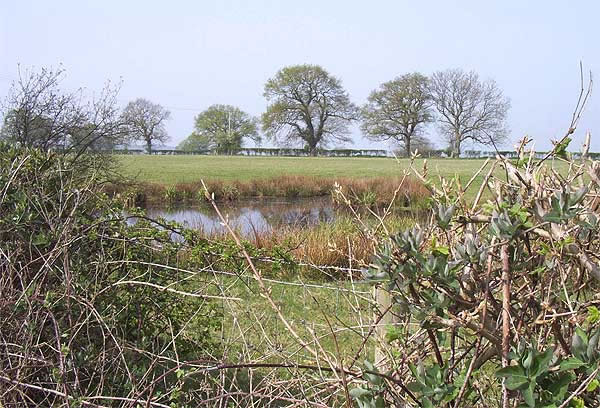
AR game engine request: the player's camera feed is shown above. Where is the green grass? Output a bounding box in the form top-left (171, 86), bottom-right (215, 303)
top-left (116, 155), bottom-right (511, 203)
top-left (117, 155), bottom-right (490, 185)
top-left (210, 274), bottom-right (376, 362)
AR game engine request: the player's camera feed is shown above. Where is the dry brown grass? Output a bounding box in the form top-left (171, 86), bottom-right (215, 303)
top-left (107, 175), bottom-right (430, 208)
top-left (182, 213), bottom-right (415, 278)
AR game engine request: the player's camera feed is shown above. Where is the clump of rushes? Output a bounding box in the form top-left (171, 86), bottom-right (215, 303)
top-left (107, 175), bottom-right (430, 207)
top-left (178, 214), bottom-right (415, 279)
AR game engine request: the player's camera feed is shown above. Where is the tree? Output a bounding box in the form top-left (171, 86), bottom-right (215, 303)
top-left (0, 66), bottom-right (125, 154)
top-left (121, 98), bottom-right (170, 154)
top-left (361, 73), bottom-right (433, 156)
top-left (261, 64), bottom-right (358, 156)
top-left (178, 104), bottom-right (260, 153)
top-left (429, 69), bottom-right (510, 157)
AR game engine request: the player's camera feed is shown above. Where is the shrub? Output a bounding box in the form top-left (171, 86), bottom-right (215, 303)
top-left (356, 134), bottom-right (600, 406)
top-left (0, 144), bottom-right (221, 406)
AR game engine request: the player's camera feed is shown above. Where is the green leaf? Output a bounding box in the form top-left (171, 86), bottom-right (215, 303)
top-left (587, 329), bottom-right (599, 361)
top-left (522, 380), bottom-right (535, 408)
top-left (572, 328), bottom-right (588, 360)
top-left (559, 357), bottom-right (585, 371)
top-left (506, 376), bottom-right (530, 391)
top-left (497, 365), bottom-right (529, 390)
top-left (422, 398), bottom-right (434, 408)
top-left (406, 381), bottom-right (424, 393)
top-left (385, 325), bottom-right (403, 343)
top-left (349, 387), bottom-right (371, 399)
top-left (32, 232), bottom-right (50, 246)
top-left (553, 137), bottom-right (571, 159)
top-left (571, 396), bottom-right (585, 408)
top-left (587, 378), bottom-right (600, 392)
top-left (531, 347), bottom-right (554, 377)
top-left (523, 350), bottom-right (534, 370)
top-left (548, 372), bottom-right (575, 400)
top-left (433, 245), bottom-right (449, 256)
top-left (587, 306), bottom-right (600, 324)
top-left (496, 365), bottom-right (526, 378)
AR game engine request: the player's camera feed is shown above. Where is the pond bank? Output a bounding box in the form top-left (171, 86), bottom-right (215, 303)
top-left (106, 175), bottom-right (430, 208)
top-left (130, 196), bottom-right (422, 272)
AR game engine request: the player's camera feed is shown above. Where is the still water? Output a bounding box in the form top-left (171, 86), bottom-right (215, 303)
top-left (142, 197), bottom-right (337, 237)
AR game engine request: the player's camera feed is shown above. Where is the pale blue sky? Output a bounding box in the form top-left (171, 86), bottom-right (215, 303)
top-left (1, 0), bottom-right (598, 151)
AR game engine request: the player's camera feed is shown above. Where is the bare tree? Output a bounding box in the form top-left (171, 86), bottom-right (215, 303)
top-left (261, 64), bottom-right (359, 156)
top-left (361, 73), bottom-right (433, 157)
top-left (121, 98), bottom-right (170, 154)
top-left (0, 66), bottom-right (125, 154)
top-left (429, 69), bottom-right (510, 157)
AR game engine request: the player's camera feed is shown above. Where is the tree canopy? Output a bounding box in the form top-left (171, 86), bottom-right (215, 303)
top-left (261, 64), bottom-right (358, 156)
top-left (178, 104), bottom-right (260, 153)
top-left (121, 98), bottom-right (170, 154)
top-left (361, 73), bottom-right (432, 156)
top-left (430, 69), bottom-right (510, 157)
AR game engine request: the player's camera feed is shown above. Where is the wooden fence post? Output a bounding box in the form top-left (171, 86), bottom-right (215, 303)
top-left (373, 284), bottom-right (394, 370)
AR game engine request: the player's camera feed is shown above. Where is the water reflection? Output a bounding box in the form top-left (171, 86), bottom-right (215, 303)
top-left (143, 197), bottom-right (336, 237)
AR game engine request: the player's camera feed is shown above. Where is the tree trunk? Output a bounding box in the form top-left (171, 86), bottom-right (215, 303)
top-left (146, 139), bottom-right (152, 155)
top-left (405, 137), bottom-right (411, 158)
top-left (453, 133), bottom-right (461, 158)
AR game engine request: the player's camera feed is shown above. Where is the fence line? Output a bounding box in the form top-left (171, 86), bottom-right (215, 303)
top-left (109, 147), bottom-right (596, 159)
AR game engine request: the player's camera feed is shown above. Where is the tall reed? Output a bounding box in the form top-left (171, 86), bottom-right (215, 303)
top-left (107, 175), bottom-right (430, 207)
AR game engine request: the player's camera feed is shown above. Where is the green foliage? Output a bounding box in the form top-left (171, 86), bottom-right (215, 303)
top-left (0, 143), bottom-right (221, 405)
top-left (495, 345), bottom-right (576, 408)
top-left (363, 135), bottom-right (600, 406)
top-left (436, 203), bottom-right (455, 230)
top-left (405, 362), bottom-right (460, 407)
top-left (350, 360), bottom-right (386, 408)
top-left (179, 104), bottom-right (260, 153)
top-left (541, 186), bottom-right (587, 224)
top-left (553, 137), bottom-right (572, 160)
top-left (361, 72), bottom-right (433, 156)
top-left (262, 64), bottom-right (358, 155)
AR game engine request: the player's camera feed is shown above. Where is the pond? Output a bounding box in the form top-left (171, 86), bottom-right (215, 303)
top-left (142, 197), bottom-right (337, 238)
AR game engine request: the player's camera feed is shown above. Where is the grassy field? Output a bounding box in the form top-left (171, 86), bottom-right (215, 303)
top-left (118, 155), bottom-right (489, 185)
top-left (116, 155), bottom-right (506, 205)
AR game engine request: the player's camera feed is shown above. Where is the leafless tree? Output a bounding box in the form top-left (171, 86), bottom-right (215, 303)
top-left (0, 66), bottom-right (126, 154)
top-left (121, 98), bottom-right (170, 154)
top-left (361, 73), bottom-right (433, 156)
top-left (262, 64), bottom-right (359, 156)
top-left (429, 69), bottom-right (510, 157)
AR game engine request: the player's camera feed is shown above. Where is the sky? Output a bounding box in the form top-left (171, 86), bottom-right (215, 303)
top-left (1, 0), bottom-right (599, 151)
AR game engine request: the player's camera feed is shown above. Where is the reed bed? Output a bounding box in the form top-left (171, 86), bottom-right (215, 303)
top-left (179, 214), bottom-right (416, 277)
top-left (107, 174), bottom-right (430, 208)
